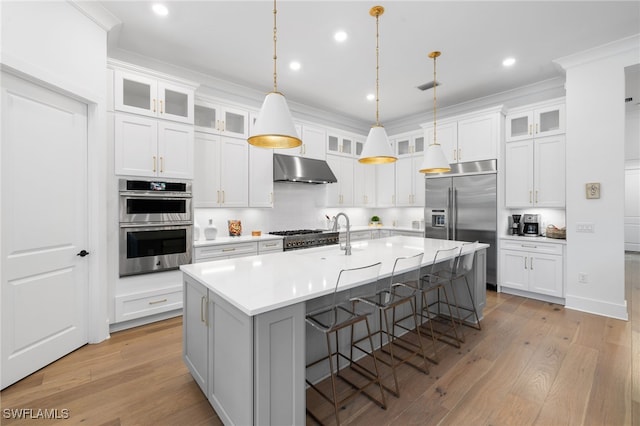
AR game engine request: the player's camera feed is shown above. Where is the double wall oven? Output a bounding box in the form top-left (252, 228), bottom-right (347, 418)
top-left (119, 179), bottom-right (192, 277)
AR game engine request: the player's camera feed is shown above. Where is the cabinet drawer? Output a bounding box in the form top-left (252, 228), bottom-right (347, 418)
top-left (195, 242), bottom-right (258, 261)
top-left (258, 239), bottom-right (283, 253)
top-left (115, 287), bottom-right (182, 322)
top-left (500, 239), bottom-right (563, 255)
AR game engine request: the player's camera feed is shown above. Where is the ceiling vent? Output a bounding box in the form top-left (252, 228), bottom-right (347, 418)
top-left (417, 81), bottom-right (440, 91)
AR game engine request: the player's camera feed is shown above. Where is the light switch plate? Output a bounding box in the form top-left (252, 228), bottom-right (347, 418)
top-left (586, 182), bottom-right (600, 199)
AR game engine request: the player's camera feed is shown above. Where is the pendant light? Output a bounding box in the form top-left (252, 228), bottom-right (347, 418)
top-left (248, 0), bottom-right (302, 149)
top-left (358, 5), bottom-right (396, 164)
top-left (420, 51), bottom-right (451, 174)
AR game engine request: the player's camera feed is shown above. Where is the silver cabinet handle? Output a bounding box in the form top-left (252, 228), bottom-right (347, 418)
top-left (530, 258), bottom-right (534, 270)
top-left (524, 257), bottom-right (527, 269)
top-left (222, 247), bottom-right (236, 252)
top-left (149, 298), bottom-right (167, 305)
top-left (264, 242), bottom-right (278, 247)
top-left (200, 295), bottom-right (206, 323)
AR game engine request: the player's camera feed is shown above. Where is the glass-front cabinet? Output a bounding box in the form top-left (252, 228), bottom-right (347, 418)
top-left (395, 132), bottom-right (425, 157)
top-left (114, 69), bottom-right (194, 124)
top-left (327, 133), bottom-right (354, 156)
top-left (194, 99), bottom-right (248, 138)
top-left (506, 101), bottom-right (565, 142)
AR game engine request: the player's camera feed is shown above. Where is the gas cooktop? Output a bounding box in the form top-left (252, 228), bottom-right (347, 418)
top-left (268, 229), bottom-right (339, 251)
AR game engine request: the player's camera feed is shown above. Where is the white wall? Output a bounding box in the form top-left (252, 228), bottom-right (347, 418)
top-left (555, 34), bottom-right (640, 320)
top-left (0, 1), bottom-right (111, 342)
top-left (625, 108), bottom-right (640, 251)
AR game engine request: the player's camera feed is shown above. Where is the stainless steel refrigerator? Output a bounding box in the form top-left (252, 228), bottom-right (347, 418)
top-left (424, 160), bottom-right (497, 286)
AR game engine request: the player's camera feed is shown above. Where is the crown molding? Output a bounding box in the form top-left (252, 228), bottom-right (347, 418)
top-left (68, 1), bottom-right (121, 32)
top-left (554, 34), bottom-right (640, 70)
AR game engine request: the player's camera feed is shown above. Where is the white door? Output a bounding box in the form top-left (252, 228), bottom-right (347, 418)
top-left (1, 73), bottom-right (89, 389)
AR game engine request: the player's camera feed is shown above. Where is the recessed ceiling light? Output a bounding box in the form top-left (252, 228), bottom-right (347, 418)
top-left (289, 61), bottom-right (301, 71)
top-left (334, 31), bottom-right (348, 43)
top-left (502, 57), bottom-right (516, 67)
top-left (366, 94), bottom-right (375, 101)
top-left (152, 4), bottom-right (169, 16)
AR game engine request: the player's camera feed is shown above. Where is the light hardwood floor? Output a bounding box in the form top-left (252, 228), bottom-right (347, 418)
top-left (2, 254), bottom-right (638, 426)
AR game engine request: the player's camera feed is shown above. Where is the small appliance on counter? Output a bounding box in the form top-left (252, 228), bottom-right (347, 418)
top-left (509, 214), bottom-right (522, 235)
top-left (522, 214), bottom-right (541, 237)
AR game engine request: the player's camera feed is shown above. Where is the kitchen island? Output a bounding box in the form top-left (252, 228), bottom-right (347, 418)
top-left (180, 236), bottom-right (487, 425)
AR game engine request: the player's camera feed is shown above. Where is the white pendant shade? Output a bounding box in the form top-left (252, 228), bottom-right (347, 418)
top-left (420, 143), bottom-right (451, 173)
top-left (248, 92), bottom-right (302, 149)
top-left (359, 126), bottom-right (396, 164)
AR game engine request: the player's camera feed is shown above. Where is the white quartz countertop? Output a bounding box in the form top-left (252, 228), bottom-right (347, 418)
top-left (181, 236), bottom-right (488, 316)
top-left (194, 234), bottom-right (283, 248)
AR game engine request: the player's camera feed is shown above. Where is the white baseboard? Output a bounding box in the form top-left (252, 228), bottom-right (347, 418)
top-left (564, 295), bottom-right (628, 320)
top-left (109, 309), bottom-right (182, 333)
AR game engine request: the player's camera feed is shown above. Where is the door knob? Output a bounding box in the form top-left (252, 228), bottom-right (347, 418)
top-left (76, 250), bottom-right (90, 257)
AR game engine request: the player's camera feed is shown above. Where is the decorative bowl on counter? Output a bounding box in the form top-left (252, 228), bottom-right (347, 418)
top-left (546, 225), bottom-right (566, 239)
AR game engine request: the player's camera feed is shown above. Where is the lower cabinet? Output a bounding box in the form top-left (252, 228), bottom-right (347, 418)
top-left (183, 275), bottom-right (305, 425)
top-left (499, 239), bottom-right (564, 299)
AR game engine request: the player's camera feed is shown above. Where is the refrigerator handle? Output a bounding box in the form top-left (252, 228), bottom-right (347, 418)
top-left (447, 187), bottom-right (452, 240)
top-left (452, 188), bottom-right (457, 240)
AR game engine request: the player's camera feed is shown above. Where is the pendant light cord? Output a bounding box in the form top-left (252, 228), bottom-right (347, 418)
top-left (375, 12), bottom-right (380, 126)
top-left (433, 53), bottom-right (437, 145)
top-left (272, 0), bottom-right (278, 93)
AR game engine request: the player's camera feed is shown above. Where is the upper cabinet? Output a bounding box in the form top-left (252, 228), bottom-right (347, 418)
top-left (327, 132), bottom-right (355, 157)
top-left (273, 124), bottom-right (326, 160)
top-left (396, 133), bottom-right (425, 157)
top-left (506, 100), bottom-right (565, 142)
top-left (114, 69), bottom-right (195, 124)
top-left (195, 98), bottom-right (249, 139)
top-left (423, 105), bottom-right (503, 165)
top-left (393, 130), bottom-right (425, 207)
top-left (114, 113), bottom-right (194, 179)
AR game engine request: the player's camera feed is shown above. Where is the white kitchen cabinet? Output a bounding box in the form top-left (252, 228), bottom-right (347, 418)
top-left (326, 154), bottom-right (354, 206)
top-left (194, 241), bottom-right (258, 262)
top-left (194, 98), bottom-right (248, 139)
top-left (258, 239), bottom-right (283, 254)
top-left (376, 162), bottom-right (396, 207)
top-left (505, 135), bottom-right (565, 208)
top-left (506, 101), bottom-right (565, 142)
top-left (354, 161), bottom-right (376, 206)
top-left (183, 277), bottom-right (209, 394)
top-left (249, 145), bottom-right (274, 207)
top-left (395, 155), bottom-right (425, 207)
top-left (274, 124), bottom-right (326, 160)
top-left (423, 106), bottom-right (503, 165)
top-left (193, 133), bottom-right (248, 208)
top-left (114, 69), bottom-right (194, 124)
top-left (396, 132), bottom-right (425, 157)
top-left (114, 113), bottom-right (194, 178)
top-left (499, 239), bottom-right (564, 299)
top-left (327, 133), bottom-right (354, 157)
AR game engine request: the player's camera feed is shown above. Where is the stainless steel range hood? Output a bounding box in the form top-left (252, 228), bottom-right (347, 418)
top-left (273, 153), bottom-right (337, 184)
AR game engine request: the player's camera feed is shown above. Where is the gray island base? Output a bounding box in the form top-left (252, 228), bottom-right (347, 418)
top-left (181, 236), bottom-right (487, 425)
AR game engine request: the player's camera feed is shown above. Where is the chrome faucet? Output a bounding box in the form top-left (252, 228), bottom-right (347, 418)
top-left (333, 212), bottom-right (351, 255)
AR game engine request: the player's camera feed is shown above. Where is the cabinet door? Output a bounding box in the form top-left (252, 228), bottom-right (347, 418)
top-left (157, 122), bottom-right (194, 179)
top-left (396, 136), bottom-right (412, 157)
top-left (506, 111), bottom-right (534, 142)
top-left (183, 278), bottom-right (209, 394)
top-left (354, 161), bottom-right (376, 206)
top-left (249, 145), bottom-right (274, 207)
top-left (457, 113), bottom-right (497, 162)
top-left (114, 70), bottom-right (158, 118)
top-left (534, 104), bottom-right (565, 138)
top-left (193, 132), bottom-right (221, 207)
top-left (529, 253), bottom-right (563, 297)
top-left (219, 137), bottom-right (248, 207)
top-left (114, 114), bottom-right (158, 177)
top-left (499, 250), bottom-right (528, 291)
top-left (220, 106), bottom-right (248, 138)
top-left (395, 156), bottom-right (414, 206)
top-left (505, 141), bottom-right (534, 208)
top-left (376, 162), bottom-right (396, 207)
top-left (534, 136), bottom-right (565, 207)
top-left (157, 81), bottom-right (194, 124)
top-left (413, 156), bottom-right (426, 206)
top-left (301, 125), bottom-right (326, 160)
top-left (325, 155), bottom-right (342, 206)
top-left (194, 103), bottom-right (218, 134)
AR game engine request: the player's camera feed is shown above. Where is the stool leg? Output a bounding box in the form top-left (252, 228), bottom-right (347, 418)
top-left (464, 276), bottom-right (482, 330)
top-left (382, 307), bottom-right (400, 397)
top-left (326, 332), bottom-right (341, 426)
top-left (409, 296), bottom-right (431, 371)
top-left (446, 279), bottom-right (466, 343)
top-left (419, 289), bottom-right (440, 364)
top-left (364, 317), bottom-right (387, 410)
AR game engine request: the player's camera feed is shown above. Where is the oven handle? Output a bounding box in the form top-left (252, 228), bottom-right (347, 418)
top-left (119, 191), bottom-right (192, 198)
top-left (119, 222), bottom-right (193, 228)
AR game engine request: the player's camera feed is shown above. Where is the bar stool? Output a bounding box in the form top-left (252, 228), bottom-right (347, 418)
top-left (447, 241), bottom-right (482, 331)
top-left (418, 246), bottom-right (463, 353)
top-left (350, 253), bottom-right (430, 398)
top-left (305, 262), bottom-right (387, 426)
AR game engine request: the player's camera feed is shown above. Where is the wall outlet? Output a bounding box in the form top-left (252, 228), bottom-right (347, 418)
top-left (576, 222), bottom-right (595, 233)
top-left (578, 273), bottom-right (589, 283)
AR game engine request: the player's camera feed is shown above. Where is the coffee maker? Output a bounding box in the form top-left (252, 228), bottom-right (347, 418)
top-left (522, 214), bottom-right (541, 236)
top-left (509, 214), bottom-right (522, 235)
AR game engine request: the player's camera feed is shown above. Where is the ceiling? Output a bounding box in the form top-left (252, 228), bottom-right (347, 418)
top-left (99, 1), bottom-right (640, 126)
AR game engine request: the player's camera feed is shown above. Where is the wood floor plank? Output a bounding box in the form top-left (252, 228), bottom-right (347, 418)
top-left (533, 343), bottom-right (599, 426)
